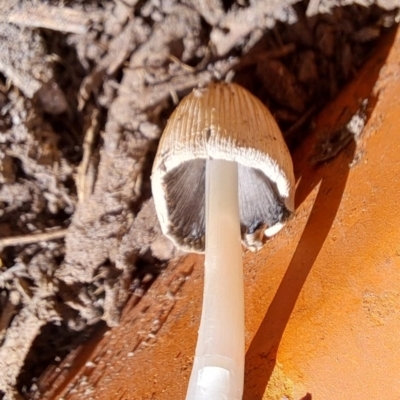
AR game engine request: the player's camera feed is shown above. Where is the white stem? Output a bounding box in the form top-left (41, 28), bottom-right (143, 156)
top-left (186, 159), bottom-right (245, 400)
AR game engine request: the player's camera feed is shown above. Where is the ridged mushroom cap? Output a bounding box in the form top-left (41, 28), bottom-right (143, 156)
top-left (151, 82), bottom-right (295, 253)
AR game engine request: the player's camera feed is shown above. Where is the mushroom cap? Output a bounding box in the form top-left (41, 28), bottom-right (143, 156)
top-left (151, 82), bottom-right (295, 253)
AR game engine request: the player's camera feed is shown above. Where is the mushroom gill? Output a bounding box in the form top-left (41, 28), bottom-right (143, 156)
top-left (164, 159), bottom-right (292, 252)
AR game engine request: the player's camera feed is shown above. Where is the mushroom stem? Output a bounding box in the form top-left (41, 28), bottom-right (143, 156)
top-left (186, 159), bottom-right (245, 400)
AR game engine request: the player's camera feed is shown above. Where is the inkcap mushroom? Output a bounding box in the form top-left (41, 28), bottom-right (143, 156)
top-left (151, 82), bottom-right (295, 400)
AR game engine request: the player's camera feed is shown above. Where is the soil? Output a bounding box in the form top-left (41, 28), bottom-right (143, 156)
top-left (0, 1), bottom-right (399, 399)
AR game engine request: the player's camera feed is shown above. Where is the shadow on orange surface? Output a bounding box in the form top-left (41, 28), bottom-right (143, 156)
top-left (243, 27), bottom-right (397, 400)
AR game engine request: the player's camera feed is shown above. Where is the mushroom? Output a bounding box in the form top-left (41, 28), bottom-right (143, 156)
top-left (151, 82), bottom-right (295, 399)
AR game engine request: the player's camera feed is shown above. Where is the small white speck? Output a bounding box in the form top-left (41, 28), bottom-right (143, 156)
top-left (85, 361), bottom-right (96, 368)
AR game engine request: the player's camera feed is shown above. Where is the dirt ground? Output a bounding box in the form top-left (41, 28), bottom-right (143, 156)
top-left (0, 0), bottom-right (399, 399)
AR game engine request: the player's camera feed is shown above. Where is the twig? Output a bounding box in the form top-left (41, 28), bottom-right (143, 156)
top-left (168, 54), bottom-right (196, 72)
top-left (169, 89), bottom-right (179, 105)
top-left (1, 4), bottom-right (91, 34)
top-left (75, 108), bottom-right (100, 203)
top-left (210, 2), bottom-right (299, 56)
top-left (0, 229), bottom-right (68, 249)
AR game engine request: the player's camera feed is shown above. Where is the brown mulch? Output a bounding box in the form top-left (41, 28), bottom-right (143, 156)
top-left (0, 0), bottom-right (399, 399)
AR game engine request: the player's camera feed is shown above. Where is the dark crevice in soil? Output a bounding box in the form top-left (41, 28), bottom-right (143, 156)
top-left (17, 321), bottom-right (104, 399)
